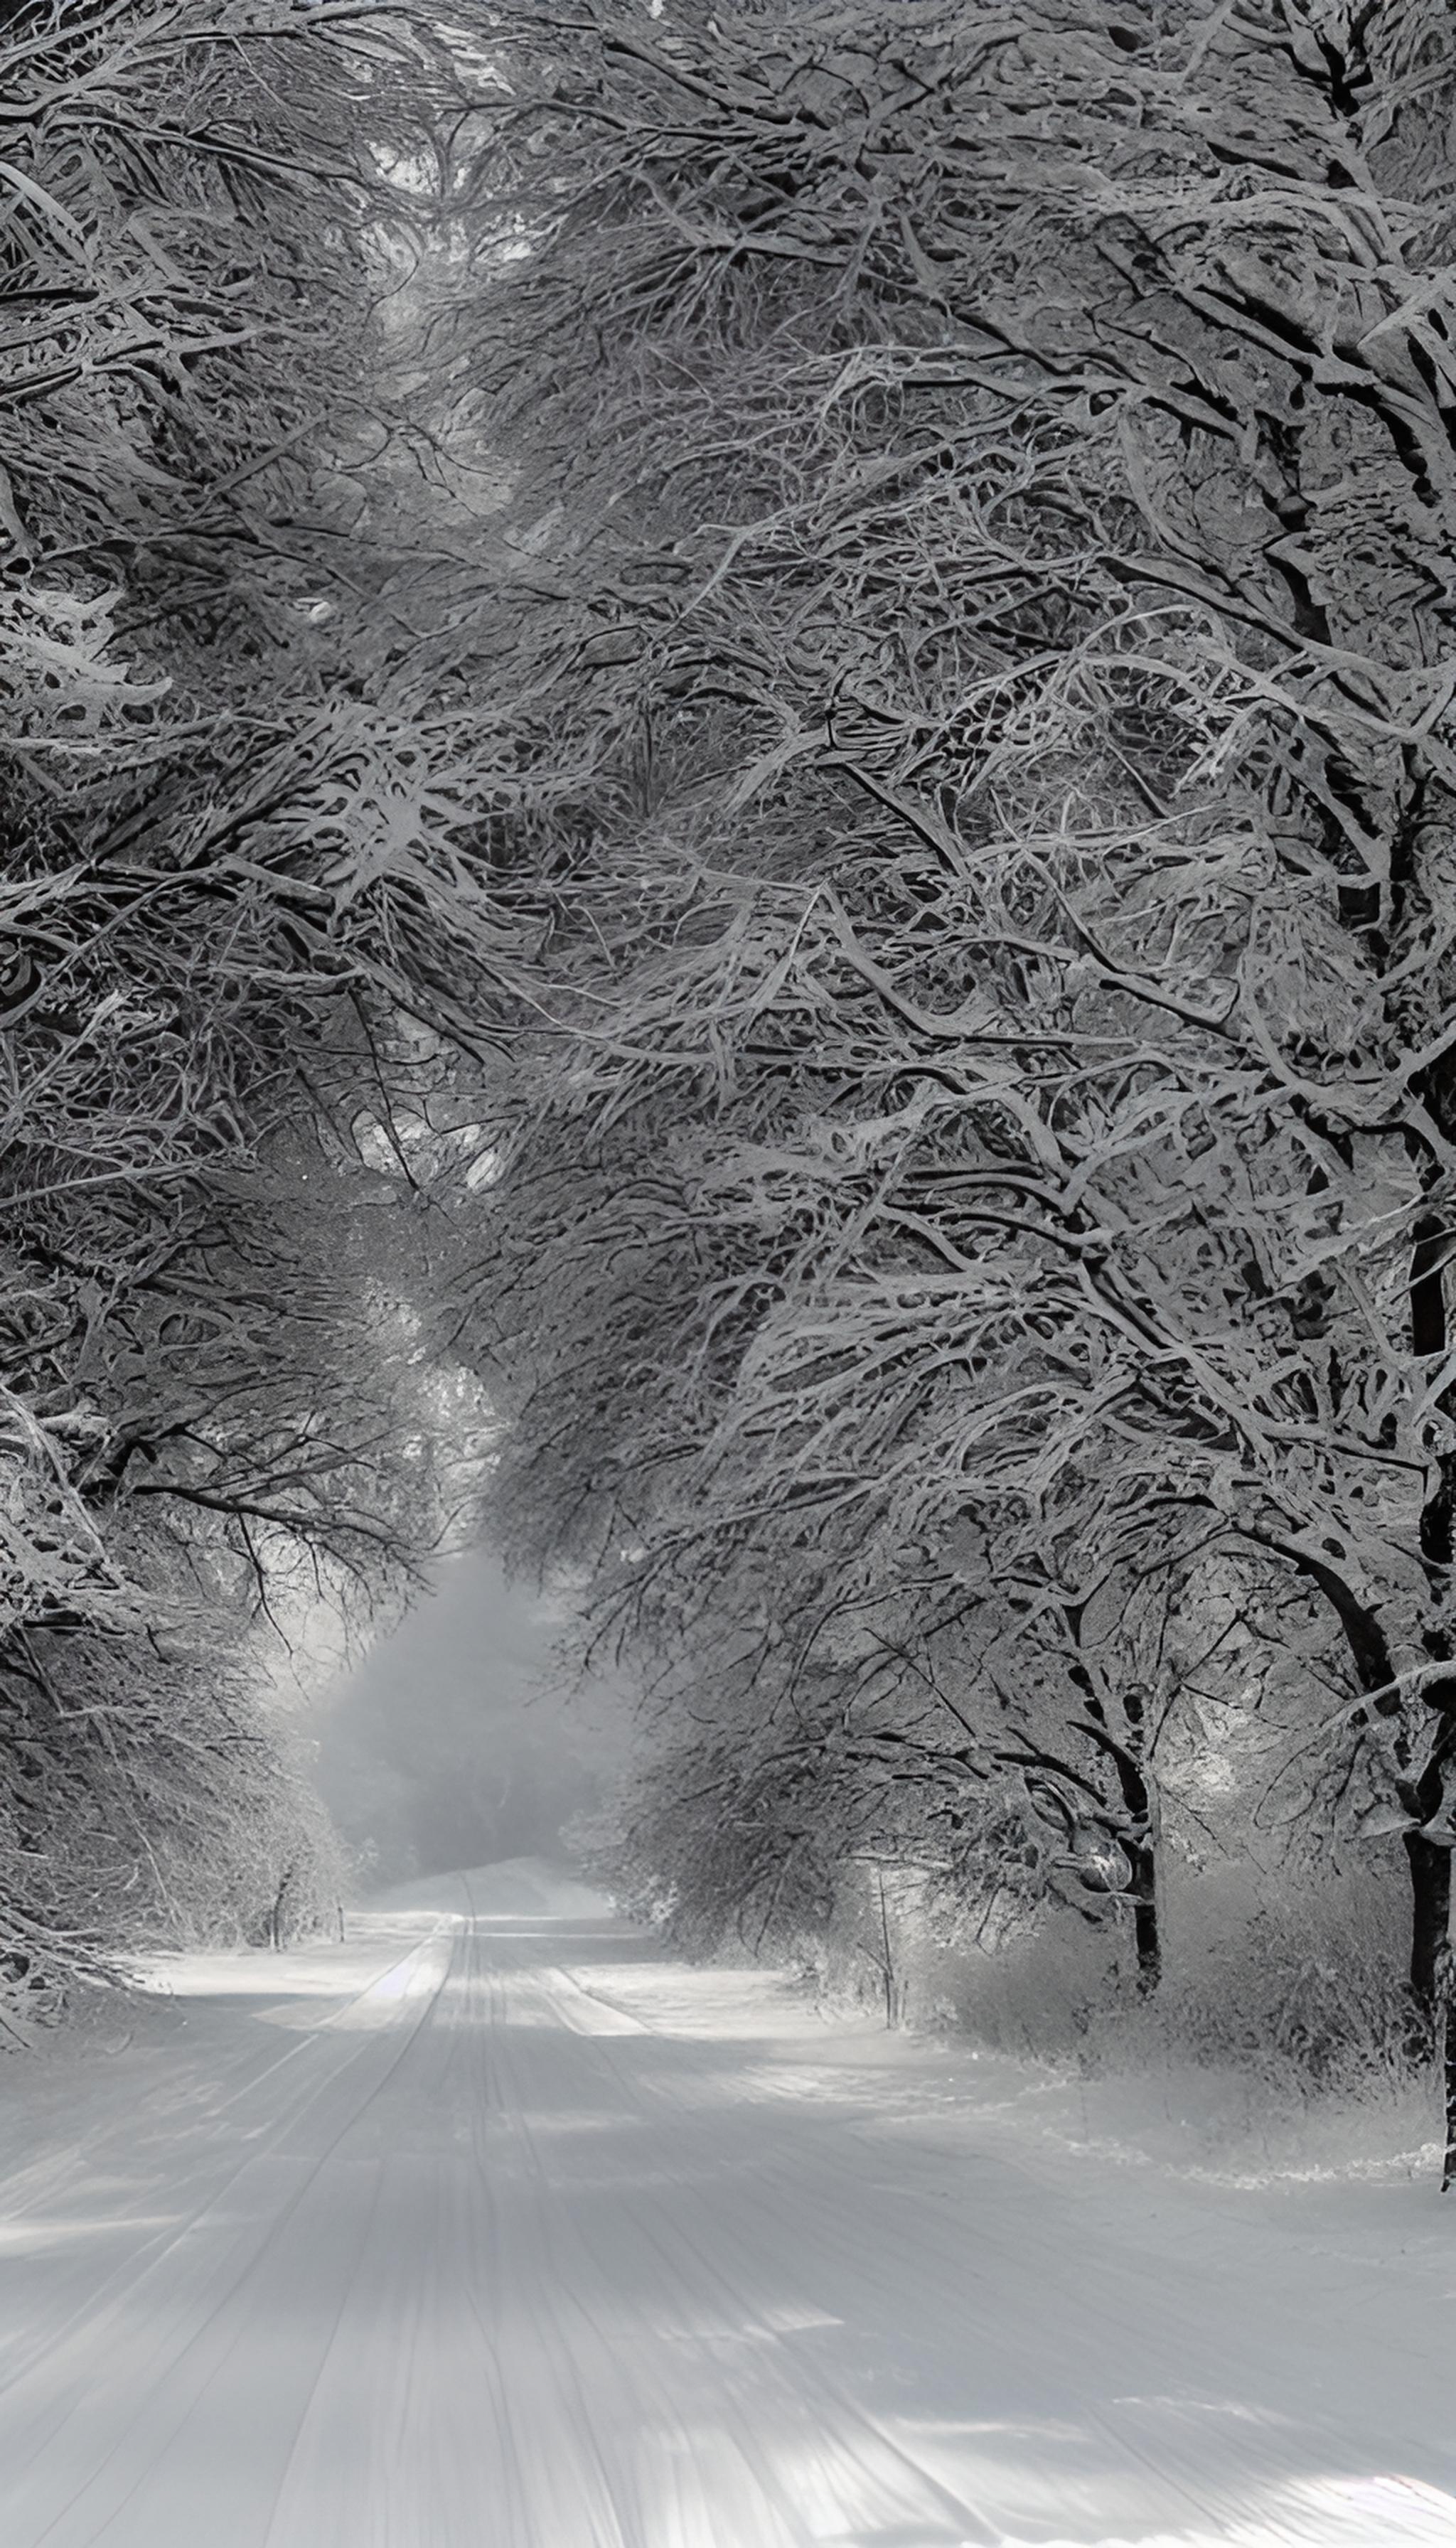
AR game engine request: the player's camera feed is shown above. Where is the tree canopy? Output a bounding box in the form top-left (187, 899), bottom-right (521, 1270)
top-left (9, 0), bottom-right (1456, 2176)
top-left (1, 0), bottom-right (505, 2016)
top-left (434, 0), bottom-right (1456, 2161)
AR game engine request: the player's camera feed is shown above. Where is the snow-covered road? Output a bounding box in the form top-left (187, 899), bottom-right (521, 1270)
top-left (2, 1863), bottom-right (1456, 2547)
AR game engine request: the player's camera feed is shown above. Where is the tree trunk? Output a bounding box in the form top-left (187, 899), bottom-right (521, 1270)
top-left (876, 1866), bottom-right (899, 2029)
top-left (1410, 1202), bottom-right (1456, 2070)
top-left (1071, 1675), bottom-right (1162, 1997)
top-left (267, 1864), bottom-right (295, 1954)
top-left (1403, 1829), bottom-right (1450, 2059)
top-left (1128, 1841), bottom-right (1161, 1998)
top-left (1440, 1937), bottom-right (1456, 2195)
top-left (1097, 1697), bottom-right (1160, 1995)
top-left (1120, 1690), bottom-right (1160, 1996)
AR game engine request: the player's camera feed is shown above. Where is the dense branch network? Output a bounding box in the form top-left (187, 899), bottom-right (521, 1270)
top-left (445, 0), bottom-right (1456, 2107)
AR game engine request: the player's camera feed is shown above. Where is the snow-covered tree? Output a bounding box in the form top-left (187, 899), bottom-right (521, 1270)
top-left (453, 0), bottom-right (1456, 2134)
top-left (0, 1), bottom-right (514, 2017)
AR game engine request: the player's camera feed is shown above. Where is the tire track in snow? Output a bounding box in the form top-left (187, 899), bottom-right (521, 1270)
top-left (3, 1879), bottom-right (1456, 2547)
top-left (0, 1920), bottom-right (455, 2396)
top-left (0, 1923), bottom-right (462, 2544)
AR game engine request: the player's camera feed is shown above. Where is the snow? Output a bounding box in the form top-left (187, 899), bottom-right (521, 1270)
top-left (1, 1860), bottom-right (1454, 2545)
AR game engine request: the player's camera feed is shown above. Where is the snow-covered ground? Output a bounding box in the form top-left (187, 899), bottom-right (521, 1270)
top-left (1, 1860), bottom-right (1455, 2547)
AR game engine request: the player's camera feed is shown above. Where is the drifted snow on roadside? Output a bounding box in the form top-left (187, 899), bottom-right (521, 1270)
top-left (0, 1859), bottom-right (1452, 2547)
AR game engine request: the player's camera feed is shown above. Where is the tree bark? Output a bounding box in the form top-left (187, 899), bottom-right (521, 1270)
top-left (1128, 1843), bottom-right (1162, 1998)
top-left (1441, 1939), bottom-right (1456, 2195)
top-left (875, 1866), bottom-right (899, 2029)
top-left (267, 1864), bottom-right (295, 1954)
top-left (1409, 1200), bottom-right (1456, 2058)
top-left (1076, 1691), bottom-right (1160, 1995)
top-left (1403, 1830), bottom-right (1451, 2059)
top-left (1118, 1689), bottom-right (1160, 1996)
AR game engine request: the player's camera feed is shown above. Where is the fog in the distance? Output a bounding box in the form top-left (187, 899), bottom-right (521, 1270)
top-left (309, 1552), bottom-right (632, 1891)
